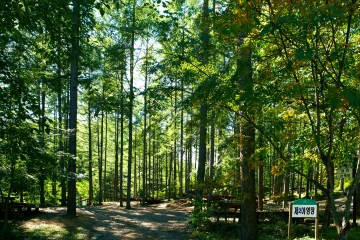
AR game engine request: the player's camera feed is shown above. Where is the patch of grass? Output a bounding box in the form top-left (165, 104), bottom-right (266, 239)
top-left (24, 225), bottom-right (68, 239)
top-left (3, 224), bottom-right (89, 240)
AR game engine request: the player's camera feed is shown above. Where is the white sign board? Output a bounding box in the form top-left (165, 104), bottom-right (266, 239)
top-left (292, 205), bottom-right (317, 218)
top-left (288, 198), bottom-right (319, 239)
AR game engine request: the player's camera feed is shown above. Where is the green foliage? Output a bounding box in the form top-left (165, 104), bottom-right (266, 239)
top-left (76, 179), bottom-right (89, 198)
top-left (259, 221), bottom-right (288, 239)
top-left (270, 194), bottom-right (295, 203)
top-left (190, 220), bottom-right (360, 240)
top-left (189, 208), bottom-right (212, 229)
top-left (189, 199), bottom-right (211, 228)
top-left (190, 221), bottom-right (240, 240)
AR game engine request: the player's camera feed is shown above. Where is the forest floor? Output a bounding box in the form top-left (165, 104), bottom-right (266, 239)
top-left (15, 200), bottom-right (193, 240)
top-left (5, 197), bottom-right (359, 240)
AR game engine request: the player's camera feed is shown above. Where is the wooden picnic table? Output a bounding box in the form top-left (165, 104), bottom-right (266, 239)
top-left (0, 198), bottom-right (40, 219)
top-left (212, 199), bottom-right (292, 224)
top-left (212, 200), bottom-right (241, 222)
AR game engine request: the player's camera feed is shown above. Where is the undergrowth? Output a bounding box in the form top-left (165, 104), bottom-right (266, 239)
top-left (188, 210), bottom-right (360, 240)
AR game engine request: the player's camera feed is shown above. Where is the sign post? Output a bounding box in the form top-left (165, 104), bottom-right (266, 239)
top-left (288, 198), bottom-right (319, 240)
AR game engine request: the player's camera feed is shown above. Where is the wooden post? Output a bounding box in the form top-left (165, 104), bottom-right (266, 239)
top-left (315, 202), bottom-right (319, 240)
top-left (288, 202), bottom-right (292, 240)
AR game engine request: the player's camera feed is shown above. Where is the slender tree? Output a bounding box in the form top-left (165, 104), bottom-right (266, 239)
top-left (67, 0), bottom-right (81, 218)
top-left (126, 0), bottom-right (136, 209)
top-left (88, 86), bottom-right (93, 203)
top-left (195, 0), bottom-right (210, 213)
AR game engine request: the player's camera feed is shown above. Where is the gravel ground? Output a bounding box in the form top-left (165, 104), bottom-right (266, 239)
top-left (19, 201), bottom-right (193, 240)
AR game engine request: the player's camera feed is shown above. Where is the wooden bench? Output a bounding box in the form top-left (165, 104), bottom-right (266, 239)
top-left (0, 202), bottom-right (40, 219)
top-left (211, 201), bottom-right (293, 224)
top-left (212, 200), bottom-right (241, 222)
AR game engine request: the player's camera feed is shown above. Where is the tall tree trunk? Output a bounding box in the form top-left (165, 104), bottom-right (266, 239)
top-left (134, 129), bottom-right (138, 197)
top-left (283, 146), bottom-right (290, 208)
top-left (298, 157), bottom-right (303, 199)
top-left (67, 0), bottom-right (80, 218)
top-left (51, 82), bottom-right (57, 197)
top-left (180, 80), bottom-right (184, 197)
top-left (126, 0), bottom-right (136, 209)
top-left (39, 78), bottom-right (46, 206)
top-left (142, 37), bottom-right (151, 202)
top-left (88, 94), bottom-right (93, 203)
top-left (141, 43), bottom-right (148, 204)
top-left (104, 114), bottom-right (108, 201)
top-left (148, 122), bottom-right (151, 198)
top-left (152, 133), bottom-right (155, 198)
top-left (258, 133), bottom-right (264, 211)
top-left (195, 0), bottom-right (209, 214)
top-left (237, 41), bottom-right (257, 239)
top-left (323, 159), bottom-right (336, 229)
top-left (166, 152), bottom-right (170, 201)
top-left (98, 110), bottom-right (104, 204)
top-left (196, 104), bottom-right (207, 211)
top-left (169, 149), bottom-right (173, 199)
top-left (120, 69), bottom-right (125, 207)
top-left (186, 118), bottom-right (193, 195)
top-left (207, 114), bottom-right (215, 207)
top-left (58, 64), bottom-right (66, 207)
top-left (114, 109), bottom-right (119, 201)
top-left (180, 28), bottom-right (186, 197)
top-left (173, 80), bottom-right (178, 199)
top-left (156, 148), bottom-right (160, 199)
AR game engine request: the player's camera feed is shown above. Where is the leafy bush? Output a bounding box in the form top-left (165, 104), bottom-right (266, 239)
top-left (292, 224), bottom-right (311, 237)
top-left (188, 208), bottom-right (212, 229)
top-left (259, 221), bottom-right (288, 239)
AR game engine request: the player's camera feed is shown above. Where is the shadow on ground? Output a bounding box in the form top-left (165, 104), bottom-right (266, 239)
top-left (7, 201), bottom-right (191, 240)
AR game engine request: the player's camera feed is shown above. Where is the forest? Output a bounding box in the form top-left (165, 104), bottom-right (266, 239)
top-left (0, 0), bottom-right (359, 239)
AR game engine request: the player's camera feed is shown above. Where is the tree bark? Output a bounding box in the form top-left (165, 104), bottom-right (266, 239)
top-left (98, 109), bottom-right (104, 204)
top-left (88, 94), bottom-right (93, 203)
top-left (114, 105), bottom-right (119, 201)
top-left (180, 78), bottom-right (184, 197)
top-left (195, 0), bottom-right (209, 213)
top-left (120, 69), bottom-right (125, 207)
top-left (126, 0), bottom-right (136, 209)
top-left (237, 41), bottom-right (257, 239)
top-left (173, 84), bottom-right (178, 199)
top-left (67, 0), bottom-right (80, 218)
top-left (141, 42), bottom-right (148, 204)
top-left (195, 104), bottom-right (207, 212)
top-left (258, 133), bottom-right (264, 211)
top-left (39, 78), bottom-right (46, 206)
top-left (58, 64), bottom-right (66, 207)
top-left (207, 114), bottom-right (215, 208)
top-left (104, 114), bottom-right (108, 201)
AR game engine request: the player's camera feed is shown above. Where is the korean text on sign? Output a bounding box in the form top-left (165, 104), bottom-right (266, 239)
top-left (292, 205), bottom-right (317, 218)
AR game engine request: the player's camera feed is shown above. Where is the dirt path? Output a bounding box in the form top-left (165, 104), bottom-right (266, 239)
top-left (19, 201), bottom-right (193, 240)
